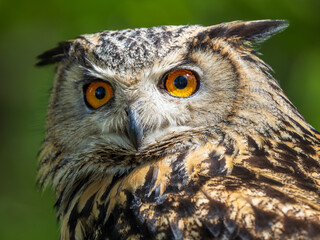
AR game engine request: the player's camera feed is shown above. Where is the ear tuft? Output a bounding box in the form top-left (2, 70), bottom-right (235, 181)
top-left (209, 19), bottom-right (289, 46)
top-left (36, 41), bottom-right (73, 66)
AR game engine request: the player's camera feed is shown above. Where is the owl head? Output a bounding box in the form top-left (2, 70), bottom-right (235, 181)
top-left (37, 20), bottom-right (291, 187)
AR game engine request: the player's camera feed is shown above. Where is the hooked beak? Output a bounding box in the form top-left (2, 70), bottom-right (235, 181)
top-left (126, 108), bottom-right (143, 150)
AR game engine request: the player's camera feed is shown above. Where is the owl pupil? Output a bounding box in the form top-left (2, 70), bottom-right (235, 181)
top-left (174, 76), bottom-right (188, 89)
top-left (95, 87), bottom-right (106, 99)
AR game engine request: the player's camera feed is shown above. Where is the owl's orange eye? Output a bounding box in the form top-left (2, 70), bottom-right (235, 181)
top-left (165, 70), bottom-right (199, 97)
top-left (85, 81), bottom-right (113, 109)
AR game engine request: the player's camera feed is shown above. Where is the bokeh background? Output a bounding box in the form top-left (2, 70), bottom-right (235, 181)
top-left (1, 0), bottom-right (319, 239)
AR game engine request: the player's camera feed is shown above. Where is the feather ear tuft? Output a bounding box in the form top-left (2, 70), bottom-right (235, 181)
top-left (209, 20), bottom-right (289, 46)
top-left (36, 41), bottom-right (73, 66)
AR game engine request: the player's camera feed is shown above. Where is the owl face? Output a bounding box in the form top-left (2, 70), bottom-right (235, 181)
top-left (45, 25), bottom-right (242, 154)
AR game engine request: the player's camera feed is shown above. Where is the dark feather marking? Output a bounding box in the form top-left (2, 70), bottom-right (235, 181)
top-left (259, 67), bottom-right (274, 80)
top-left (263, 186), bottom-right (296, 203)
top-left (50, 157), bottom-right (69, 181)
top-left (296, 179), bottom-right (318, 193)
top-left (200, 218), bottom-right (224, 238)
top-left (241, 54), bottom-right (258, 64)
top-left (72, 42), bottom-right (87, 65)
top-left (92, 51), bottom-right (103, 62)
top-left (164, 152), bottom-right (189, 194)
top-left (269, 81), bottom-right (282, 91)
top-left (247, 136), bottom-right (259, 152)
top-left (157, 217), bottom-right (174, 240)
top-left (246, 155), bottom-right (274, 170)
top-left (258, 175), bottom-right (283, 186)
top-left (197, 221), bottom-right (222, 240)
top-left (225, 144), bottom-right (235, 156)
top-left (102, 206), bottom-right (121, 240)
top-left (37, 150), bottom-right (64, 188)
top-left (247, 135), bottom-right (272, 158)
top-left (96, 203), bottom-right (107, 225)
top-left (99, 189), bottom-right (156, 239)
top-left (299, 153), bottom-right (320, 169)
top-left (79, 193), bottom-right (96, 218)
top-left (135, 165), bottom-right (158, 199)
top-left (231, 165), bottom-right (256, 180)
top-left (200, 190), bottom-right (228, 237)
top-left (288, 116), bottom-right (313, 137)
top-left (310, 127), bottom-right (320, 134)
top-left (273, 165), bottom-right (292, 175)
top-left (94, 203), bottom-right (108, 240)
top-left (67, 202), bottom-right (79, 240)
top-left (306, 222), bottom-right (320, 238)
top-left (36, 172), bottom-right (50, 189)
top-left (283, 215), bottom-right (320, 237)
top-left (287, 129), bottom-right (305, 142)
top-left (224, 219), bottom-right (238, 237)
top-left (243, 53), bottom-right (275, 79)
top-left (286, 130), bottom-right (317, 155)
top-left (175, 197), bottom-right (196, 218)
top-left (100, 174), bottom-right (123, 201)
top-left (205, 152), bottom-right (227, 176)
top-left (297, 141), bottom-right (317, 156)
top-left (65, 194), bottom-right (96, 239)
top-left (64, 173), bottom-right (92, 214)
top-left (252, 205), bottom-right (277, 229)
top-left (207, 26), bottom-right (229, 39)
top-left (224, 181), bottom-right (242, 191)
top-left (282, 119), bottom-right (293, 128)
top-left (236, 227), bottom-right (256, 240)
top-left (40, 149), bottom-right (62, 167)
top-left (168, 218), bottom-right (183, 240)
top-left (184, 175), bottom-right (210, 195)
top-left (122, 191), bottom-right (154, 238)
top-left (275, 155), bottom-right (298, 170)
top-left (276, 143), bottom-right (297, 157)
top-left (154, 196), bottom-right (172, 215)
top-left (55, 186), bottom-right (66, 215)
top-left (263, 139), bottom-right (273, 149)
top-left (285, 167), bottom-right (318, 192)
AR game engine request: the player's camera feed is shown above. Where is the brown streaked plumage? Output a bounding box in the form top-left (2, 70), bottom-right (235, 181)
top-left (37, 20), bottom-right (320, 240)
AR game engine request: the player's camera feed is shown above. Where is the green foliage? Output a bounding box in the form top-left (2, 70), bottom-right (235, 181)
top-left (0, 0), bottom-right (319, 239)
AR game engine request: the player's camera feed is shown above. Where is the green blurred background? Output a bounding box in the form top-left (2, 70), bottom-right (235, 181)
top-left (1, 0), bottom-right (319, 239)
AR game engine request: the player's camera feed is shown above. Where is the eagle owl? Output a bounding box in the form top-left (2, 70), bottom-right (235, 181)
top-left (37, 20), bottom-right (320, 240)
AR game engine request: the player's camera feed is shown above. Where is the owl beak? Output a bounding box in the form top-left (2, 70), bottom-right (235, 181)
top-left (126, 108), bottom-right (143, 150)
